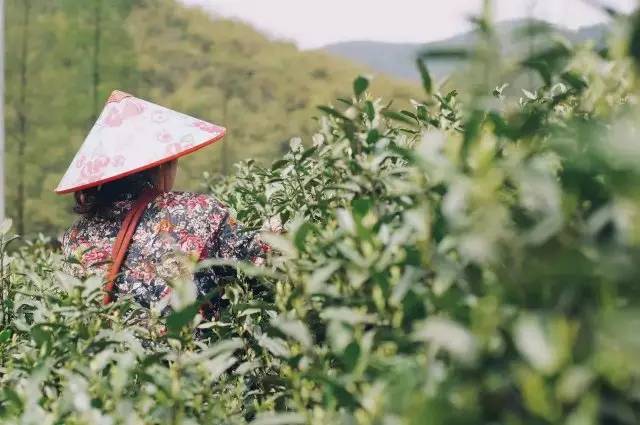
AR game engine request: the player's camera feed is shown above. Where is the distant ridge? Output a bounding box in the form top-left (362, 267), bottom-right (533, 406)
top-left (321, 20), bottom-right (610, 82)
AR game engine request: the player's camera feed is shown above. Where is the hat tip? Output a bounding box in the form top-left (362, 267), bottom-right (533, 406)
top-left (107, 90), bottom-right (133, 104)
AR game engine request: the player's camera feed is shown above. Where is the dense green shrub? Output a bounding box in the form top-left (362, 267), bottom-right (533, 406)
top-left (2, 10), bottom-right (640, 424)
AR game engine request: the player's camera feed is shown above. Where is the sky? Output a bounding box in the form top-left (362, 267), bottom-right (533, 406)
top-left (180, 0), bottom-right (637, 49)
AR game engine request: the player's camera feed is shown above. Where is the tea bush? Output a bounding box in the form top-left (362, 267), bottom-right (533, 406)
top-left (2, 11), bottom-right (640, 425)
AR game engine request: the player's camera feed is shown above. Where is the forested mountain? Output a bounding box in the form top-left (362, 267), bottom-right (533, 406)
top-left (5, 0), bottom-right (415, 235)
top-left (323, 20), bottom-right (610, 83)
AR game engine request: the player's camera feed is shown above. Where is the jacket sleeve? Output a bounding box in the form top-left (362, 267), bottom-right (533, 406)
top-left (208, 211), bottom-right (271, 265)
top-left (193, 211), bottom-right (271, 319)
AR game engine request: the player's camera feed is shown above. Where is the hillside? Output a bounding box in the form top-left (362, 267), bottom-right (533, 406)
top-left (323, 20), bottom-right (610, 83)
top-left (4, 0), bottom-right (416, 235)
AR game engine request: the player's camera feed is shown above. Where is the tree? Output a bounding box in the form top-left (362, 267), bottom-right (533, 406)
top-left (3, 0), bottom-right (413, 235)
top-left (15, 0), bottom-right (30, 236)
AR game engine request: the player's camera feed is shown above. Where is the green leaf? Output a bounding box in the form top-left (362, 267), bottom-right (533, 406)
top-left (31, 326), bottom-right (51, 348)
top-left (353, 76), bottom-right (369, 99)
top-left (317, 105), bottom-right (350, 121)
top-left (342, 341), bottom-right (360, 372)
top-left (261, 233), bottom-right (296, 258)
top-left (352, 197), bottom-right (373, 220)
top-left (493, 83), bottom-right (509, 98)
top-left (366, 129), bottom-right (380, 144)
top-left (629, 12), bottom-right (640, 67)
top-left (523, 42), bottom-right (572, 65)
top-left (521, 42), bottom-right (572, 86)
top-left (488, 111), bottom-right (514, 139)
top-left (514, 315), bottom-right (559, 375)
top-left (271, 317), bottom-right (313, 349)
top-left (0, 329), bottom-right (12, 344)
top-left (524, 61), bottom-right (552, 87)
top-left (0, 219), bottom-right (12, 235)
top-left (271, 159), bottom-right (288, 171)
top-left (300, 146), bottom-right (318, 162)
top-left (522, 89), bottom-right (538, 100)
top-left (419, 48), bottom-right (470, 61)
top-left (308, 373), bottom-right (361, 409)
top-left (416, 104), bottom-right (428, 120)
top-left (307, 261), bottom-right (341, 292)
top-left (461, 109), bottom-right (484, 160)
top-left (382, 110), bottom-right (417, 126)
top-left (1, 387), bottom-right (21, 409)
top-left (293, 222), bottom-right (313, 251)
top-left (416, 58), bottom-right (432, 94)
top-left (166, 302), bottom-right (201, 333)
top-left (413, 317), bottom-right (477, 364)
top-left (444, 89), bottom-right (458, 103)
top-left (321, 307), bottom-right (376, 325)
top-left (250, 413), bottom-right (306, 425)
top-left (516, 366), bottom-right (559, 421)
top-left (400, 110), bottom-right (418, 122)
top-left (561, 71), bottom-right (588, 91)
top-left (364, 101), bottom-right (375, 121)
top-left (259, 335), bottom-right (290, 357)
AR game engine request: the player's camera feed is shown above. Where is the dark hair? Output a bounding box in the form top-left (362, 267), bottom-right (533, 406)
top-left (73, 168), bottom-right (157, 218)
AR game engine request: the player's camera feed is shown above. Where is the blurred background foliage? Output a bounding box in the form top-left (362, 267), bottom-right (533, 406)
top-left (4, 0), bottom-right (415, 235)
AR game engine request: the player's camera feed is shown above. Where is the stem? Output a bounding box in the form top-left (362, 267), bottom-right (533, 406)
top-left (294, 163), bottom-right (308, 205)
top-left (170, 353), bottom-right (183, 425)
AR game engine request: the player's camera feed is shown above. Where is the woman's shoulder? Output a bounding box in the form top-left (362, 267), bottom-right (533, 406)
top-left (153, 191), bottom-right (230, 221)
top-left (155, 190), bottom-right (224, 207)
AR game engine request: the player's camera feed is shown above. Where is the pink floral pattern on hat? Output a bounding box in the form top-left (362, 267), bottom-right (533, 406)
top-left (55, 90), bottom-right (226, 194)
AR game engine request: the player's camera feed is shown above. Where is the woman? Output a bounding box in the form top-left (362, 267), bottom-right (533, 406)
top-left (57, 90), bottom-right (269, 317)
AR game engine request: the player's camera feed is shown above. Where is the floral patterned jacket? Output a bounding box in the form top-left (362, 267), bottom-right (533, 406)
top-left (61, 191), bottom-right (269, 316)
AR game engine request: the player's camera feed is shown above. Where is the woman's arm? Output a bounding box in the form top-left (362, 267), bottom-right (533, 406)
top-left (210, 212), bottom-right (271, 265)
top-left (193, 211), bottom-right (272, 319)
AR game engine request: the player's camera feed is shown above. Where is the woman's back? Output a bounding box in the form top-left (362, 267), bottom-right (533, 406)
top-left (62, 191), bottom-right (268, 311)
top-left (54, 90), bottom-right (258, 315)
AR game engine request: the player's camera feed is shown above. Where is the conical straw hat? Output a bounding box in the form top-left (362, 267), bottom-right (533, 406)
top-left (55, 90), bottom-right (226, 194)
